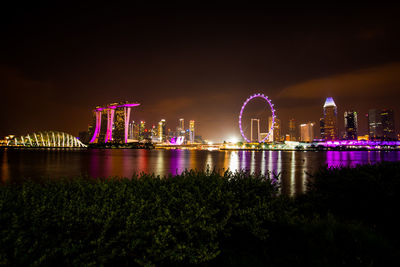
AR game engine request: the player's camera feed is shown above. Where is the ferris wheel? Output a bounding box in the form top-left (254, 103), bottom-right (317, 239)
top-left (239, 93), bottom-right (276, 143)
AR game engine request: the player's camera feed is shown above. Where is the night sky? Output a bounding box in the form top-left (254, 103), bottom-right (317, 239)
top-left (1, 4), bottom-right (400, 141)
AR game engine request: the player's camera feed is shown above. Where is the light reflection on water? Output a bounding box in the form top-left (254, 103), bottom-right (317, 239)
top-left (1, 149), bottom-right (400, 195)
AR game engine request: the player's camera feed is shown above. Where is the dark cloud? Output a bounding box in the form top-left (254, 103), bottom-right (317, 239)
top-left (277, 62), bottom-right (400, 100)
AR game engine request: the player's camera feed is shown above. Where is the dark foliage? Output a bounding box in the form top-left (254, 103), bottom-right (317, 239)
top-left (0, 165), bottom-right (398, 266)
top-left (304, 162), bottom-right (400, 244)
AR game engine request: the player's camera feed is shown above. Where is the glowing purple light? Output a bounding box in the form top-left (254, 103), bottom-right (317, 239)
top-left (92, 102), bottom-right (140, 143)
top-left (121, 103), bottom-right (140, 107)
top-left (319, 140), bottom-right (400, 147)
top-left (89, 111), bottom-right (102, 143)
top-left (124, 107), bottom-right (131, 143)
top-left (239, 93), bottom-right (276, 143)
top-left (170, 136), bottom-right (185, 145)
top-left (105, 109), bottom-right (115, 142)
top-left (95, 103), bottom-right (139, 111)
top-left (323, 97), bottom-right (336, 108)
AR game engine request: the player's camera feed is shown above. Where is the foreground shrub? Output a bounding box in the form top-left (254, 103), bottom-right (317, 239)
top-left (0, 170), bottom-right (279, 266)
top-left (305, 162), bottom-right (400, 242)
top-left (213, 213), bottom-right (395, 267)
top-left (0, 166), bottom-right (398, 266)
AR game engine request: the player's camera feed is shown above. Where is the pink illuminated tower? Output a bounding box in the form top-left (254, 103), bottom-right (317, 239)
top-left (89, 102), bottom-right (140, 143)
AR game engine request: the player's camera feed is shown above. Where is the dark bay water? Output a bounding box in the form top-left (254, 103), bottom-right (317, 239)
top-left (1, 149), bottom-right (400, 195)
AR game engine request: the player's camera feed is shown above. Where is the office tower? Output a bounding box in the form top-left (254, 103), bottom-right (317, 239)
top-left (133, 122), bottom-right (139, 140)
top-left (128, 121), bottom-right (140, 140)
top-left (150, 125), bottom-right (157, 138)
top-left (139, 121), bottom-right (146, 141)
top-left (300, 122), bottom-right (315, 142)
top-left (268, 116), bottom-right (274, 142)
top-left (179, 118), bottom-right (184, 131)
top-left (289, 118), bottom-right (297, 141)
top-left (368, 109), bottom-right (383, 140)
top-left (189, 120), bottom-right (195, 143)
top-left (89, 101), bottom-right (140, 143)
top-left (323, 97), bottom-right (338, 141)
top-left (344, 111), bottom-right (358, 140)
top-left (319, 118), bottom-right (325, 139)
top-left (273, 118), bottom-right (281, 142)
top-left (381, 109), bottom-right (395, 140)
top-left (251, 118), bottom-right (260, 142)
top-left (177, 118), bottom-right (185, 137)
top-left (128, 121), bottom-right (133, 139)
top-left (158, 119), bottom-right (166, 142)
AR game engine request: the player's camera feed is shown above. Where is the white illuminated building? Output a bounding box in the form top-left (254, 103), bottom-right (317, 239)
top-left (300, 122), bottom-right (315, 142)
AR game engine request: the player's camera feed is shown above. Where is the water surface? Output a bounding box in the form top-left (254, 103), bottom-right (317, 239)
top-left (1, 149), bottom-right (400, 195)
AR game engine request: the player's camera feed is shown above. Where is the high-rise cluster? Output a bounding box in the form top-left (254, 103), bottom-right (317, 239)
top-left (126, 118), bottom-right (197, 144)
top-left (89, 102), bottom-right (140, 144)
top-left (368, 109), bottom-right (396, 140)
top-left (284, 97), bottom-right (396, 143)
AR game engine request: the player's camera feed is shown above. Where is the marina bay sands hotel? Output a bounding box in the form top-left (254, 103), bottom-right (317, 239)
top-left (89, 101), bottom-right (140, 143)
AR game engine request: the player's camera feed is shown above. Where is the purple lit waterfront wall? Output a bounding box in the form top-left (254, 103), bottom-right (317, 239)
top-left (320, 140), bottom-right (400, 147)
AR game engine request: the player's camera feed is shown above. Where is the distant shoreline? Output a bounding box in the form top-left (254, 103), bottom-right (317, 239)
top-left (1, 146), bottom-right (400, 151)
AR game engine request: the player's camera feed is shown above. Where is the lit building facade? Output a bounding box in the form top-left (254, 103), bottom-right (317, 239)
top-left (268, 116), bottom-right (274, 142)
top-left (128, 121), bottom-right (140, 141)
top-left (381, 109), bottom-right (396, 140)
top-left (89, 101), bottom-right (140, 143)
top-left (289, 118), bottom-right (297, 141)
top-left (189, 120), bottom-right (195, 143)
top-left (158, 119), bottom-right (166, 142)
top-left (323, 97), bottom-right (338, 141)
top-left (251, 118), bottom-right (260, 142)
top-left (178, 119), bottom-right (185, 133)
top-left (368, 109), bottom-right (382, 140)
top-left (139, 121), bottom-right (146, 141)
top-left (344, 111), bottom-right (358, 140)
top-left (319, 118), bottom-right (325, 139)
top-left (368, 109), bottom-right (395, 140)
top-left (300, 122), bottom-right (315, 142)
top-left (273, 118), bottom-right (281, 142)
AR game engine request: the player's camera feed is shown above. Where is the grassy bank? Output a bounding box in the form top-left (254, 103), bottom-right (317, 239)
top-left (1, 163), bottom-right (399, 266)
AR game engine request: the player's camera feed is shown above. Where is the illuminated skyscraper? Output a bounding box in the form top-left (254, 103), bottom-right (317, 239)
top-left (323, 97), bottom-right (338, 141)
top-left (344, 111), bottom-right (358, 140)
top-left (368, 109), bottom-right (382, 140)
top-left (319, 118), bottom-right (325, 139)
top-left (128, 121), bottom-right (139, 140)
top-left (89, 101), bottom-right (140, 143)
top-left (268, 116), bottom-right (274, 142)
top-left (139, 121), bottom-right (146, 141)
top-left (158, 119), bottom-right (166, 142)
top-left (381, 109), bottom-right (395, 140)
top-left (250, 118), bottom-right (260, 142)
top-left (300, 122), bottom-right (315, 142)
top-left (189, 120), bottom-right (195, 143)
top-left (273, 118), bottom-right (281, 142)
top-left (289, 118), bottom-right (297, 141)
top-left (179, 118), bottom-right (184, 132)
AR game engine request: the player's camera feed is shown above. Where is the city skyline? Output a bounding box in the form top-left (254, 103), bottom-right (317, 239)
top-left (1, 4), bottom-right (400, 141)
